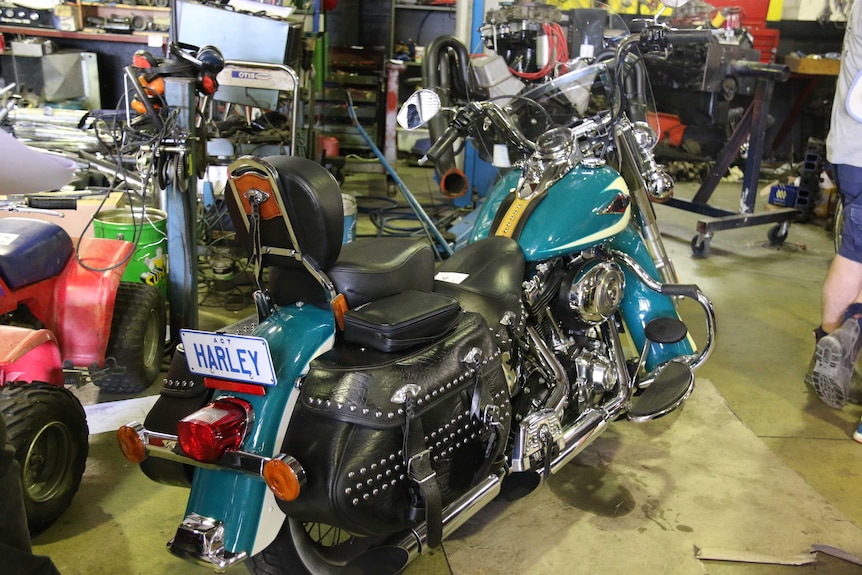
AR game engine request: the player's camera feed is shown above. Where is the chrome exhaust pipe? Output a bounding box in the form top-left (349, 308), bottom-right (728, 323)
top-left (548, 409), bottom-right (609, 475)
top-left (347, 474), bottom-right (503, 573)
top-left (396, 473), bottom-right (501, 556)
top-left (536, 318), bottom-right (633, 477)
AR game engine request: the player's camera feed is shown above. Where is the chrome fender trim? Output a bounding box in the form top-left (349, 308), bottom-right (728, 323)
top-left (167, 513), bottom-right (248, 571)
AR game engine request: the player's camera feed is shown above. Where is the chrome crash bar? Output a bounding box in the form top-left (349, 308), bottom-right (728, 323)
top-left (608, 248), bottom-right (716, 372)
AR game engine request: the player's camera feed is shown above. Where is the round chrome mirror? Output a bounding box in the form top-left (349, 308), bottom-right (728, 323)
top-left (397, 89), bottom-right (441, 131)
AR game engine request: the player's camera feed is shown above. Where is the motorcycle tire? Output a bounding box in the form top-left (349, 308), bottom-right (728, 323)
top-left (247, 518), bottom-right (388, 575)
top-left (0, 382), bottom-right (89, 535)
top-left (96, 282), bottom-right (166, 394)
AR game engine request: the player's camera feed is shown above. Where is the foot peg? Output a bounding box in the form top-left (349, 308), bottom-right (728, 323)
top-left (628, 360), bottom-right (694, 422)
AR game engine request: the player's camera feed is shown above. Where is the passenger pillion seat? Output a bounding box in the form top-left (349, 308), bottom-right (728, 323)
top-left (223, 155), bottom-right (435, 323)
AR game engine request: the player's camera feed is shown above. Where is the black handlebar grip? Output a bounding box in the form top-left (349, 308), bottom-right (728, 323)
top-left (423, 126), bottom-right (461, 165)
top-left (27, 196), bottom-right (78, 210)
top-left (664, 29), bottom-right (714, 45)
top-left (660, 283), bottom-right (700, 300)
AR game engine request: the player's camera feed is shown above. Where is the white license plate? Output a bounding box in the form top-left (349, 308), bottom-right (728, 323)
top-left (180, 329), bottom-right (276, 385)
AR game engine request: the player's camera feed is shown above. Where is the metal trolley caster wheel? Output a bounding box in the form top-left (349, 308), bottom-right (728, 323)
top-left (691, 234), bottom-right (710, 257)
top-left (767, 223), bottom-right (789, 247)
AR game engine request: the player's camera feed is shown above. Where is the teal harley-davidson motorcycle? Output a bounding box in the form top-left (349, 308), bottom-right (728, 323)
top-left (119, 14), bottom-right (716, 575)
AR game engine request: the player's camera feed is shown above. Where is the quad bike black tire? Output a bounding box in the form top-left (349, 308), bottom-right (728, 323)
top-left (96, 282), bottom-right (166, 394)
top-left (0, 382), bottom-right (89, 535)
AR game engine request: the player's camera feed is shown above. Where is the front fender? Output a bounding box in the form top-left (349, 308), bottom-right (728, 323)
top-left (183, 303), bottom-right (335, 556)
top-left (0, 326), bottom-right (63, 385)
top-left (609, 224), bottom-right (694, 371)
top-left (53, 237), bottom-right (134, 367)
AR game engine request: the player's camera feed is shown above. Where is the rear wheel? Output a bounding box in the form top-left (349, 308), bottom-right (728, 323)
top-left (96, 282), bottom-right (166, 394)
top-left (0, 382), bottom-right (89, 535)
top-left (247, 518), bottom-right (386, 575)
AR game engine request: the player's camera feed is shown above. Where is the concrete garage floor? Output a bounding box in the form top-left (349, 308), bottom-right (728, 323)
top-left (29, 164), bottom-right (862, 574)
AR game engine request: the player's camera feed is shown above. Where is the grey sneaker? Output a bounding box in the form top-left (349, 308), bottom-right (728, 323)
top-left (808, 318), bottom-right (862, 409)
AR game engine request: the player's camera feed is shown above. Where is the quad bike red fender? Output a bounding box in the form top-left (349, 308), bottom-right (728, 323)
top-left (52, 237), bottom-right (134, 368)
top-left (0, 326), bottom-right (63, 385)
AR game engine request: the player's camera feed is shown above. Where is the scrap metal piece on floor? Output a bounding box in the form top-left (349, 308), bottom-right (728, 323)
top-left (694, 545), bottom-right (816, 566)
top-left (813, 544), bottom-right (862, 566)
top-left (664, 61), bottom-right (797, 256)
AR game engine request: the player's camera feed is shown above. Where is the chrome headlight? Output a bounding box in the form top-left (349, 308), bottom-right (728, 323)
top-left (566, 260), bottom-right (625, 324)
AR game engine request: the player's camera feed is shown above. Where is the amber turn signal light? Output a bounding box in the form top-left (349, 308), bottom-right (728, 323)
top-left (263, 455), bottom-right (305, 501)
top-left (117, 424), bottom-right (147, 464)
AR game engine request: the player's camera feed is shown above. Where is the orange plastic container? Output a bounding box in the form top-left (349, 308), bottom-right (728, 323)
top-left (648, 112), bottom-right (686, 147)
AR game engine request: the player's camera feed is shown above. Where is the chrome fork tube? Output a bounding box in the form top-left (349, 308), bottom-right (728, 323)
top-left (614, 122), bottom-right (678, 284)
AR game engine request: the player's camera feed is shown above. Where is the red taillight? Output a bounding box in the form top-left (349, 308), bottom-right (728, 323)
top-left (177, 397), bottom-right (252, 463)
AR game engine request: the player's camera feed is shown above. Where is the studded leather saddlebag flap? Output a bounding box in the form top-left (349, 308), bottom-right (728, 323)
top-left (278, 312), bottom-right (512, 538)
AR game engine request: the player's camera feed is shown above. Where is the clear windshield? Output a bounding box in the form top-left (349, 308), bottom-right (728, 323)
top-left (476, 3), bottom-right (657, 150)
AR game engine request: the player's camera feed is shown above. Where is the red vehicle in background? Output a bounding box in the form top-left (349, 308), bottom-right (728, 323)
top-left (0, 210), bottom-right (165, 533)
top-left (0, 85), bottom-right (166, 533)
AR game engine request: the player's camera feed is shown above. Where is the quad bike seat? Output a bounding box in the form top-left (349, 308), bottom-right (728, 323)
top-left (0, 217), bottom-right (72, 289)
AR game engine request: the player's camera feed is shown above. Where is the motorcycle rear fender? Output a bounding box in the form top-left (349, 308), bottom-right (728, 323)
top-left (609, 224), bottom-right (694, 371)
top-left (182, 304), bottom-right (336, 557)
top-left (51, 237), bottom-right (133, 367)
top-left (0, 326), bottom-right (63, 385)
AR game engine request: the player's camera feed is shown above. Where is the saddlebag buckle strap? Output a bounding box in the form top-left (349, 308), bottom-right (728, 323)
top-left (407, 448), bottom-right (434, 482)
top-left (407, 447), bottom-right (442, 549)
top-left (403, 396), bottom-right (443, 549)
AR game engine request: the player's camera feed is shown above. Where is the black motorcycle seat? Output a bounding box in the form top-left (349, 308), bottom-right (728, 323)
top-left (434, 237), bottom-right (525, 350)
top-left (0, 217), bottom-right (72, 289)
top-left (328, 237), bottom-right (435, 308)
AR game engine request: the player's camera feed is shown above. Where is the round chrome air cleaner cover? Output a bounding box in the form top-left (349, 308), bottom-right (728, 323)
top-left (568, 260), bottom-right (626, 323)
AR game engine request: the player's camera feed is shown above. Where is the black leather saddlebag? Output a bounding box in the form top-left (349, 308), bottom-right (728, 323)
top-left (343, 290), bottom-right (460, 353)
top-left (278, 312), bottom-right (511, 539)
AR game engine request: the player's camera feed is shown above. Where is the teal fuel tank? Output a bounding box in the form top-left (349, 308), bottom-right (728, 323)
top-left (470, 164), bottom-right (630, 262)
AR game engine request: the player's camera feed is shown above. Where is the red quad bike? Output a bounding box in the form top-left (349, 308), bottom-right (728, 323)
top-left (0, 213), bottom-right (166, 534)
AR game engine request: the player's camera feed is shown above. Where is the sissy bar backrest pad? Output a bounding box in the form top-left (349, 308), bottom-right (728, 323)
top-left (225, 155), bottom-right (345, 305)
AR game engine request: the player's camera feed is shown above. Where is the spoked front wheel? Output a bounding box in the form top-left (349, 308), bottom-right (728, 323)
top-left (246, 518), bottom-right (403, 575)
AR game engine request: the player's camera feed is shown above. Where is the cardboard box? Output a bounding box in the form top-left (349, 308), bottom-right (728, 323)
top-left (11, 39), bottom-right (53, 57)
top-left (785, 54), bottom-right (841, 76)
top-left (53, 4), bottom-right (80, 32)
